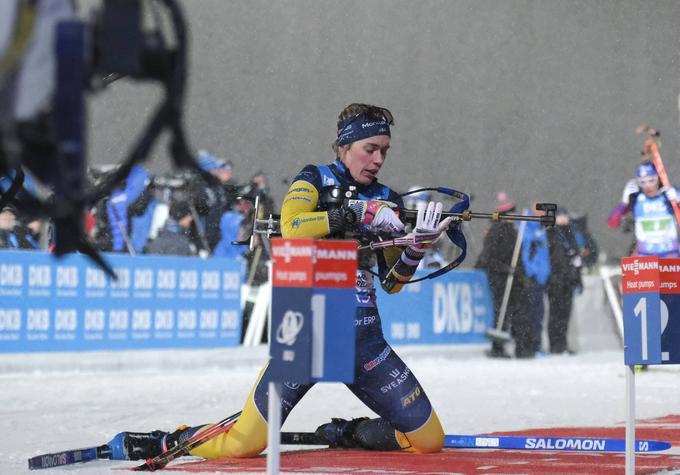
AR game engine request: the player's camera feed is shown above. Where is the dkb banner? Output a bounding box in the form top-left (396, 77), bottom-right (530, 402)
top-left (0, 251), bottom-right (243, 352)
top-left (376, 270), bottom-right (493, 345)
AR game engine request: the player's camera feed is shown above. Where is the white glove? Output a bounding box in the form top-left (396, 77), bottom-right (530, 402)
top-left (409, 201), bottom-right (453, 250)
top-left (372, 205), bottom-right (405, 233)
top-left (346, 199), bottom-right (405, 233)
top-left (621, 179), bottom-right (639, 205)
top-left (662, 186), bottom-right (678, 203)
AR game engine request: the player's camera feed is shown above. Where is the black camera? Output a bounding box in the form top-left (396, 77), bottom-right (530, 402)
top-left (1, 0), bottom-right (196, 276)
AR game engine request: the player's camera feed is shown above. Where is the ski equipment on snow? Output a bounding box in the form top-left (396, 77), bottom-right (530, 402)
top-left (280, 431), bottom-right (670, 453)
top-left (132, 411), bottom-right (241, 471)
top-left (28, 445), bottom-right (111, 470)
top-left (28, 411), bottom-right (241, 471)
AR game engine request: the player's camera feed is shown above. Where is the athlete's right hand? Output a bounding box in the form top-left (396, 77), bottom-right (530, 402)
top-left (346, 199), bottom-right (405, 233)
top-left (621, 179), bottom-right (639, 204)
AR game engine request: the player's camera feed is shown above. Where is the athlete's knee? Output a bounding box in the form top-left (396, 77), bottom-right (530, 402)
top-left (402, 411), bottom-right (444, 453)
top-left (190, 424), bottom-right (267, 459)
top-left (191, 373), bottom-right (269, 459)
top-left (222, 435), bottom-right (267, 458)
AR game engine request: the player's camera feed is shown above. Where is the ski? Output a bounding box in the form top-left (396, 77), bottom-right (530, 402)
top-left (28, 411), bottom-right (242, 471)
top-left (132, 410), bottom-right (241, 471)
top-left (444, 434), bottom-right (670, 452)
top-left (28, 445), bottom-right (112, 470)
top-left (28, 425), bottom-right (671, 471)
top-left (281, 432), bottom-right (671, 453)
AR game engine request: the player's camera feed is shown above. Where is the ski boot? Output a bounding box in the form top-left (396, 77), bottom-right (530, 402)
top-left (107, 425), bottom-right (191, 460)
top-left (314, 417), bottom-right (369, 449)
top-left (314, 417), bottom-right (403, 451)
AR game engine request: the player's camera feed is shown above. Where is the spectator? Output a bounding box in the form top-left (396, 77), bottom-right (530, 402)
top-left (242, 170), bottom-right (276, 217)
top-left (0, 205), bottom-right (20, 248)
top-left (17, 217), bottom-right (43, 250)
top-left (212, 199), bottom-right (249, 259)
top-left (570, 213), bottom-right (599, 271)
top-left (95, 165), bottom-right (155, 254)
top-left (517, 202), bottom-right (551, 358)
top-left (475, 192), bottom-right (526, 358)
top-left (0, 204), bottom-right (37, 249)
top-left (546, 208), bottom-right (582, 354)
top-left (128, 176), bottom-right (158, 254)
top-left (190, 150), bottom-right (239, 252)
top-left (143, 201), bottom-right (197, 256)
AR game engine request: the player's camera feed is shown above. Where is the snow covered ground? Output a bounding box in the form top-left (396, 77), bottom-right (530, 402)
top-left (2, 344), bottom-right (680, 474)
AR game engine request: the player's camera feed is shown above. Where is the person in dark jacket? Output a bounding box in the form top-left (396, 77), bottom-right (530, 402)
top-left (241, 170), bottom-right (276, 218)
top-left (546, 208), bottom-right (582, 354)
top-left (570, 213), bottom-right (599, 271)
top-left (0, 204), bottom-right (40, 249)
top-left (143, 201), bottom-right (197, 257)
top-left (190, 150), bottom-right (240, 252)
top-left (475, 192), bottom-right (527, 358)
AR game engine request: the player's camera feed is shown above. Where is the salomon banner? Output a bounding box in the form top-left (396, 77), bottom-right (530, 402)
top-left (0, 251), bottom-right (243, 352)
top-left (376, 270), bottom-right (493, 345)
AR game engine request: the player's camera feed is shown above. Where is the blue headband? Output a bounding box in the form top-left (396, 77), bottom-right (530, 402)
top-left (336, 113), bottom-right (391, 147)
top-left (637, 162), bottom-right (658, 178)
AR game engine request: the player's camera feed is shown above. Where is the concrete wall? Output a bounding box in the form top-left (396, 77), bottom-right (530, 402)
top-left (88, 1), bottom-right (680, 263)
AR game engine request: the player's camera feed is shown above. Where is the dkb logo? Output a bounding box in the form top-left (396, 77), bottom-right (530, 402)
top-left (275, 311), bottom-right (304, 346)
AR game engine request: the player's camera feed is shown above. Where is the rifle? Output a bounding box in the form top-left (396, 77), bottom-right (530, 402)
top-left (234, 187), bottom-right (556, 283)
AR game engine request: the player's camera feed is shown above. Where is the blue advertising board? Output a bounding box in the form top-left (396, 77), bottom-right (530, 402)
top-left (661, 293), bottom-right (680, 364)
top-left (270, 287), bottom-right (355, 384)
top-left (622, 293), bottom-right (662, 365)
top-left (621, 256), bottom-right (669, 365)
top-left (659, 258), bottom-right (680, 364)
top-left (268, 238), bottom-right (357, 385)
top-left (0, 251), bottom-right (243, 352)
top-left (376, 270), bottom-right (493, 345)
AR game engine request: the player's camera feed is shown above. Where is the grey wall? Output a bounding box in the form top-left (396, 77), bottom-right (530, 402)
top-left (89, 1), bottom-right (680, 263)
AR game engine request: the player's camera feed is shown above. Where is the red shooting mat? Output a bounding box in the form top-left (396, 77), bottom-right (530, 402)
top-left (156, 415), bottom-right (680, 474)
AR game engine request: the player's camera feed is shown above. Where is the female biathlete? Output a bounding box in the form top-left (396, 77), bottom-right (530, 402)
top-left (107, 103), bottom-right (452, 460)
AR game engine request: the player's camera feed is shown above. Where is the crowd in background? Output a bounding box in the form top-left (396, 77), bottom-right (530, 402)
top-left (0, 150), bottom-right (277, 288)
top-left (11, 153), bottom-right (676, 360)
top-left (84, 150), bottom-right (276, 260)
top-left (474, 153), bottom-right (678, 360)
top-left (475, 193), bottom-right (598, 359)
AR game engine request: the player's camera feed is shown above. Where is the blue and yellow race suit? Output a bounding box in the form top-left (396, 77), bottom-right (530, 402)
top-left (187, 158), bottom-right (444, 458)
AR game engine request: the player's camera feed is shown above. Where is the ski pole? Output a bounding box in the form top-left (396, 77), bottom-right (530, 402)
top-left (133, 411), bottom-right (241, 471)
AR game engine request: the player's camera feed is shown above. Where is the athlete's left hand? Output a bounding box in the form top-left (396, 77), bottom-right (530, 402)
top-left (408, 201), bottom-right (453, 250)
top-left (662, 185), bottom-right (678, 203)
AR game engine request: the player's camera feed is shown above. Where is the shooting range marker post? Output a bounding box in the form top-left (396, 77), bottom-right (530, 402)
top-left (621, 256), bottom-right (680, 474)
top-left (267, 238), bottom-right (358, 475)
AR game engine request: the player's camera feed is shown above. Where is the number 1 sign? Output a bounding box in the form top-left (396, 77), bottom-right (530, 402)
top-left (621, 256), bottom-right (679, 475)
top-left (621, 256), bottom-right (662, 365)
